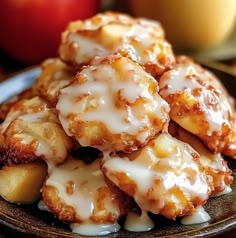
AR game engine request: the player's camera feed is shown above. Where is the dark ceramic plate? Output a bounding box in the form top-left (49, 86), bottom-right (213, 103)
top-left (0, 67), bottom-right (236, 238)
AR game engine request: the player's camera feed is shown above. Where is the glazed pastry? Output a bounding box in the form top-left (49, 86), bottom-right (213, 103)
top-left (159, 59), bottom-right (235, 153)
top-left (42, 157), bottom-right (130, 235)
top-left (0, 11), bottom-right (235, 237)
top-left (56, 55), bottom-right (170, 153)
top-left (0, 97), bottom-right (74, 165)
top-left (102, 133), bottom-right (212, 219)
top-left (59, 11), bottom-right (175, 78)
top-left (169, 121), bottom-right (233, 196)
top-left (33, 58), bottom-right (76, 106)
top-left (0, 89), bottom-right (34, 121)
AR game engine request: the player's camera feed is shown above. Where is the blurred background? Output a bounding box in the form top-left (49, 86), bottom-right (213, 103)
top-left (0, 0), bottom-right (236, 78)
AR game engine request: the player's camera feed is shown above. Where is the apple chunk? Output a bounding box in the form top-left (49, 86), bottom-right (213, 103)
top-left (0, 160), bottom-right (48, 204)
top-left (101, 24), bottom-right (131, 47)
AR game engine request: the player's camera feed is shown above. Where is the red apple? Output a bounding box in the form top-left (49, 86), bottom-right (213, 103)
top-left (0, 0), bottom-right (101, 64)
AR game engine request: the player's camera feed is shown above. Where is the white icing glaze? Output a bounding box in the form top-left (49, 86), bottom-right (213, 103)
top-left (60, 12), bottom-right (173, 69)
top-left (0, 97), bottom-right (44, 134)
top-left (116, 24), bottom-right (163, 64)
top-left (1, 97), bottom-right (70, 164)
top-left (38, 200), bottom-right (51, 212)
top-left (124, 211), bottom-right (154, 232)
top-left (159, 63), bottom-right (233, 136)
top-left (57, 56), bottom-right (169, 148)
top-left (70, 222), bottom-right (120, 236)
top-left (212, 185), bottom-right (232, 197)
top-left (200, 153), bottom-right (226, 172)
top-left (172, 126), bottom-right (232, 196)
top-left (69, 33), bottom-right (108, 65)
top-left (102, 133), bottom-right (210, 214)
top-left (176, 127), bottom-right (227, 172)
top-left (181, 206), bottom-right (211, 225)
top-left (13, 112), bottom-right (69, 163)
top-left (33, 58), bottom-right (74, 105)
top-left (46, 158), bottom-right (121, 221)
top-left (0, 111), bottom-right (21, 133)
top-left (46, 159), bottom-right (105, 220)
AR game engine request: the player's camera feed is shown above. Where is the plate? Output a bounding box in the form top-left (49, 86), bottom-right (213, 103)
top-left (0, 67), bottom-right (40, 104)
top-left (0, 67), bottom-right (236, 238)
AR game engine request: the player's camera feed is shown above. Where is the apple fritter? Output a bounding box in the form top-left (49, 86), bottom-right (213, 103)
top-left (59, 11), bottom-right (175, 78)
top-left (0, 96), bottom-right (74, 165)
top-left (221, 113), bottom-right (236, 159)
top-left (33, 58), bottom-right (76, 106)
top-left (159, 59), bottom-right (235, 154)
top-left (42, 157), bottom-right (130, 224)
top-left (169, 121), bottom-right (233, 196)
top-left (0, 11), bottom-right (235, 237)
top-left (56, 55), bottom-right (170, 153)
top-left (102, 133), bottom-right (212, 220)
top-left (0, 89), bottom-right (34, 121)
top-left (222, 129), bottom-right (236, 159)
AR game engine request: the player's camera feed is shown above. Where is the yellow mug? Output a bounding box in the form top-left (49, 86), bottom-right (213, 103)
top-left (129, 0), bottom-right (236, 50)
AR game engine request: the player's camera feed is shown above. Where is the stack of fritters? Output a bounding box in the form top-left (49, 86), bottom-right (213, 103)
top-left (0, 12), bottom-right (235, 233)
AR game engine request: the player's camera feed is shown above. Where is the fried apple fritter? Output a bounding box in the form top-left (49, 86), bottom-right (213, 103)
top-left (56, 55), bottom-right (170, 153)
top-left (0, 89), bottom-right (34, 121)
top-left (33, 58), bottom-right (76, 106)
top-left (221, 113), bottom-right (236, 159)
top-left (222, 129), bottom-right (236, 159)
top-left (0, 10), bottom-right (235, 236)
top-left (59, 11), bottom-right (175, 78)
top-left (0, 96), bottom-right (74, 165)
top-left (159, 59), bottom-right (235, 153)
top-left (42, 157), bottom-right (130, 224)
top-left (169, 121), bottom-right (233, 196)
top-left (102, 133), bottom-right (212, 220)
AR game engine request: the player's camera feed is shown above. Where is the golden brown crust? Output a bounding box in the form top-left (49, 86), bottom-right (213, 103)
top-left (42, 158), bottom-right (130, 224)
top-left (0, 12), bottom-right (235, 232)
top-left (0, 89), bottom-right (34, 121)
top-left (33, 58), bottom-right (76, 106)
top-left (57, 55), bottom-right (170, 153)
top-left (59, 11), bottom-right (175, 78)
top-left (222, 118), bottom-right (236, 159)
top-left (102, 133), bottom-right (212, 220)
top-left (43, 185), bottom-right (78, 222)
top-left (159, 59), bottom-right (235, 153)
top-left (0, 97), bottom-right (75, 166)
top-left (169, 121), bottom-right (233, 196)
